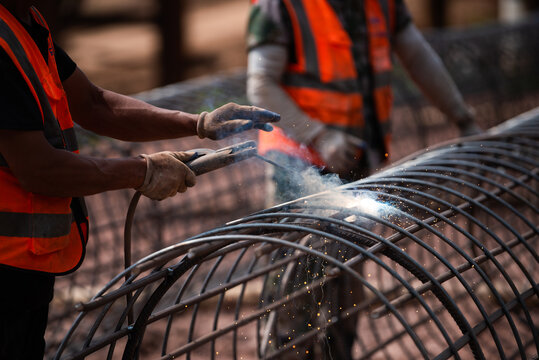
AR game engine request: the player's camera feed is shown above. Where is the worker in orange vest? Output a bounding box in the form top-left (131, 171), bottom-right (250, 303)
top-left (247, 0), bottom-right (482, 203)
top-left (247, 1), bottom-right (481, 359)
top-left (0, 1), bottom-right (279, 358)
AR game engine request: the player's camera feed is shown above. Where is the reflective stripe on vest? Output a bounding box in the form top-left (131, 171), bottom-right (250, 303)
top-left (0, 5), bottom-right (88, 274)
top-left (259, 0), bottom-right (395, 162)
top-left (366, 0), bottom-right (394, 130)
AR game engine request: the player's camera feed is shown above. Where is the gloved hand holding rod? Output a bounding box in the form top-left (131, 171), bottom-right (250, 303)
top-left (123, 140), bottom-right (259, 321)
top-left (135, 141), bottom-right (259, 201)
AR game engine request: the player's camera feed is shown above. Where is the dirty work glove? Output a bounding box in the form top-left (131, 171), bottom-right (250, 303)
top-left (451, 107), bottom-right (483, 137)
top-left (457, 121), bottom-right (483, 137)
top-left (136, 151), bottom-right (197, 200)
top-left (312, 129), bottom-right (366, 179)
top-left (197, 102), bottom-right (280, 140)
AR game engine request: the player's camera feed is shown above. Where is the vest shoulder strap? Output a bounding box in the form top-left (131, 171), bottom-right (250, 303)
top-left (0, 14), bottom-right (65, 149)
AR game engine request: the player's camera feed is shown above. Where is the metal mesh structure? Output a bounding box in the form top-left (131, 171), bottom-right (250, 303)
top-left (54, 107), bottom-right (538, 360)
top-left (44, 15), bottom-right (539, 359)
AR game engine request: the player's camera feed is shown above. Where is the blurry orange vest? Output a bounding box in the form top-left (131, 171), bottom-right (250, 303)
top-left (0, 5), bottom-right (88, 274)
top-left (258, 0), bottom-right (395, 165)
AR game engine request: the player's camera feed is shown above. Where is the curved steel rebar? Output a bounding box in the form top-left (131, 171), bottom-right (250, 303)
top-left (53, 108), bottom-right (539, 360)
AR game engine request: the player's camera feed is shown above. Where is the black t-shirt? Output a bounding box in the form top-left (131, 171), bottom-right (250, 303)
top-left (0, 16), bottom-right (76, 131)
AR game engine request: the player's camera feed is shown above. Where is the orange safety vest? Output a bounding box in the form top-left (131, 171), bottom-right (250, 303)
top-left (258, 0), bottom-right (395, 166)
top-left (0, 5), bottom-right (88, 275)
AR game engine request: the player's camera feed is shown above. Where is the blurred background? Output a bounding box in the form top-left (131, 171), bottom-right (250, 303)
top-left (37, 0), bottom-right (539, 95)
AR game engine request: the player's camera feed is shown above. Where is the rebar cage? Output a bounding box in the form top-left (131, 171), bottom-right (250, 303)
top-left (54, 107), bottom-right (538, 360)
top-left (44, 14), bottom-right (539, 360)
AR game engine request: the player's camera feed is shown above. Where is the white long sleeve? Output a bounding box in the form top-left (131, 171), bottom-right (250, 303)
top-left (247, 44), bottom-right (325, 144)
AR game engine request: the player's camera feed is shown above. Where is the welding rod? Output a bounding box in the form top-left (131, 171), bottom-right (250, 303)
top-left (122, 140), bottom-right (258, 323)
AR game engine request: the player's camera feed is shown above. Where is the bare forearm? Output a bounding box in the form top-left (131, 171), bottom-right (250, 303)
top-left (19, 151), bottom-right (146, 197)
top-left (64, 67), bottom-right (280, 142)
top-left (70, 86), bottom-right (197, 141)
top-left (64, 68), bottom-right (198, 141)
top-left (0, 130), bottom-right (146, 197)
top-left (394, 24), bottom-right (473, 124)
top-left (82, 88), bottom-right (198, 141)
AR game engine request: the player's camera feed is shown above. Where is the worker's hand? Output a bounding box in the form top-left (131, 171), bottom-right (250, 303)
top-left (457, 122), bottom-right (483, 137)
top-left (454, 108), bottom-right (483, 137)
top-left (197, 102), bottom-right (280, 140)
top-left (136, 151), bottom-right (197, 200)
top-left (312, 128), bottom-right (366, 178)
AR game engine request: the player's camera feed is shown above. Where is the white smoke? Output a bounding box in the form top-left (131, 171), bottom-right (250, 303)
top-left (284, 165), bottom-right (399, 223)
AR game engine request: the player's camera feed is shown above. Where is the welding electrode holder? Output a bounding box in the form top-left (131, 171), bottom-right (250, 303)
top-left (125, 139), bottom-right (257, 258)
top-left (123, 140), bottom-right (258, 322)
top-left (184, 140), bottom-right (258, 175)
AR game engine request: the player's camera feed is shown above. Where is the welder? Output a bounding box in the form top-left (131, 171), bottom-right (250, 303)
top-left (247, 0), bottom-right (483, 203)
top-left (0, 1), bottom-right (279, 359)
top-left (246, 1), bottom-right (482, 358)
